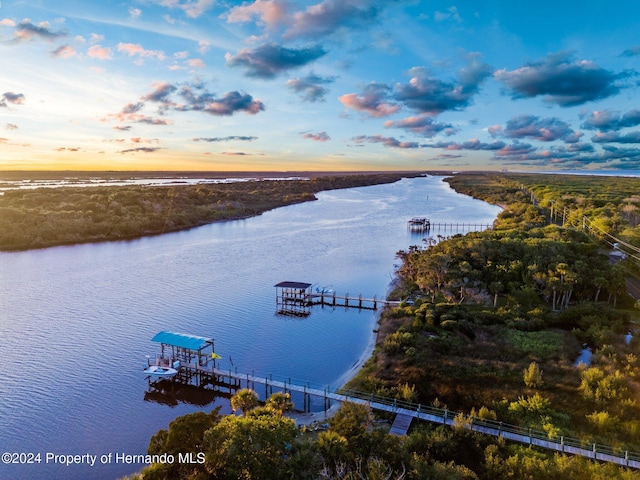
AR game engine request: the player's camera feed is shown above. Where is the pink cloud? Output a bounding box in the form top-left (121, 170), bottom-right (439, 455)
top-left (339, 92), bottom-right (399, 118)
top-left (226, 0), bottom-right (288, 29)
top-left (87, 45), bottom-right (112, 60)
top-left (186, 58), bottom-right (205, 68)
top-left (52, 45), bottom-right (76, 58)
top-left (302, 131), bottom-right (330, 142)
top-left (117, 42), bottom-right (166, 60)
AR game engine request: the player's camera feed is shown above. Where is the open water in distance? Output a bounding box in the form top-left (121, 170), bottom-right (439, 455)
top-left (0, 175), bottom-right (501, 480)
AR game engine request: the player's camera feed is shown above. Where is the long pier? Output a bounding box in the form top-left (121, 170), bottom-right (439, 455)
top-left (407, 217), bottom-right (493, 233)
top-left (211, 368), bottom-right (640, 469)
top-left (305, 292), bottom-right (399, 310)
top-left (274, 281), bottom-right (399, 316)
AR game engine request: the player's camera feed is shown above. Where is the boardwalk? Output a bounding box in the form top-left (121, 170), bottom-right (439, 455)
top-left (213, 368), bottom-right (640, 469)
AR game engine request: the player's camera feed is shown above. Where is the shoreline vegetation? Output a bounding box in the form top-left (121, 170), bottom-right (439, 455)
top-left (0, 171), bottom-right (424, 251)
top-left (125, 172), bottom-right (640, 479)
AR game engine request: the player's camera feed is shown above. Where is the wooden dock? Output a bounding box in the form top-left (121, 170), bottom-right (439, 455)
top-left (274, 281), bottom-right (399, 315)
top-left (211, 368), bottom-right (640, 469)
top-left (305, 292), bottom-right (399, 310)
top-left (142, 334), bottom-right (640, 469)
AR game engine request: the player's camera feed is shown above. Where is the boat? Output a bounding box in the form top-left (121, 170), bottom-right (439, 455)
top-left (143, 365), bottom-right (178, 378)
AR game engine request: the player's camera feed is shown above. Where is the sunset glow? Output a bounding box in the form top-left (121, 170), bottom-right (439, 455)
top-left (1, 1), bottom-right (639, 171)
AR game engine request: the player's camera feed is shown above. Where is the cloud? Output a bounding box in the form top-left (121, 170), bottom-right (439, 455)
top-left (581, 109), bottom-right (640, 131)
top-left (286, 72), bottom-right (336, 102)
top-left (186, 58), bottom-right (205, 68)
top-left (351, 134), bottom-right (420, 149)
top-left (302, 131), bottom-right (330, 141)
top-left (394, 58), bottom-right (492, 115)
top-left (155, 0), bottom-right (214, 18)
top-left (621, 46), bottom-right (640, 57)
top-left (115, 81), bottom-right (266, 120)
top-left (52, 44), bottom-right (76, 58)
top-left (120, 147), bottom-right (163, 154)
top-left (1, 92), bottom-right (26, 107)
top-left (12, 20), bottom-right (66, 43)
top-left (1, 19), bottom-right (17, 27)
top-left (422, 139), bottom-right (506, 151)
top-left (592, 131), bottom-right (640, 144)
top-left (225, 42), bottom-right (327, 79)
top-left (142, 82), bottom-right (178, 105)
top-left (493, 142), bottom-right (536, 157)
top-left (193, 136), bottom-right (258, 142)
top-left (6, 123), bottom-right (18, 130)
top-left (129, 7), bottom-right (142, 19)
top-left (88, 45), bottom-right (113, 60)
top-left (104, 102), bottom-right (172, 125)
top-left (197, 40), bottom-right (211, 54)
top-left (178, 85), bottom-right (265, 115)
top-left (434, 6), bottom-right (462, 23)
top-left (339, 82), bottom-right (399, 118)
top-left (383, 115), bottom-right (457, 138)
top-left (492, 114), bottom-right (582, 143)
top-left (117, 43), bottom-right (166, 61)
top-left (494, 51), bottom-right (628, 107)
top-left (113, 126), bottom-right (132, 131)
top-left (284, 0), bottom-right (387, 40)
top-left (226, 0), bottom-right (288, 30)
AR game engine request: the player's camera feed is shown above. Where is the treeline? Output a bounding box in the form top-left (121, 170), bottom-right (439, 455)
top-left (447, 172), bottom-right (640, 246)
top-left (0, 173), bottom-right (410, 250)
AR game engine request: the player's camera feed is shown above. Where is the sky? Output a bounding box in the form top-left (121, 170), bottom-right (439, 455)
top-left (1, 0), bottom-right (640, 172)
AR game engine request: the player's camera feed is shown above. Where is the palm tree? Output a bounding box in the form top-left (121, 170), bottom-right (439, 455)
top-left (266, 392), bottom-right (294, 415)
top-left (230, 388), bottom-right (259, 416)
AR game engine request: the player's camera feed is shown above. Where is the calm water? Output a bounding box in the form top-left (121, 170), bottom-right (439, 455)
top-left (0, 175), bottom-right (501, 480)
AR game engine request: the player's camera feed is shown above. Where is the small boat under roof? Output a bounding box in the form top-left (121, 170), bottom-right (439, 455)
top-left (143, 365), bottom-right (178, 378)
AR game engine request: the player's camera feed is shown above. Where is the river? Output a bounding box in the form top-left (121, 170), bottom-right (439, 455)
top-left (0, 175), bottom-right (501, 480)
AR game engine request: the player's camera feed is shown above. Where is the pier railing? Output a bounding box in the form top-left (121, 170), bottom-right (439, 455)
top-left (212, 364), bottom-right (640, 468)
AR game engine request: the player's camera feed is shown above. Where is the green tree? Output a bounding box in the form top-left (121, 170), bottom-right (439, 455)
top-left (266, 391), bottom-right (294, 415)
top-left (230, 388), bottom-right (259, 416)
top-left (204, 411), bottom-right (297, 480)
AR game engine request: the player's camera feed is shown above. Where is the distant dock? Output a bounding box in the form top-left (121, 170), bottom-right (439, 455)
top-left (408, 217), bottom-right (493, 233)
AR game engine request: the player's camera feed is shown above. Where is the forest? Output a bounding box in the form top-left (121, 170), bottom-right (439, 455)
top-left (0, 173), bottom-right (410, 250)
top-left (124, 172), bottom-right (640, 479)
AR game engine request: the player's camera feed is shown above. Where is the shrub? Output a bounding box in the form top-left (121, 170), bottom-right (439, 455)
top-left (523, 362), bottom-right (544, 389)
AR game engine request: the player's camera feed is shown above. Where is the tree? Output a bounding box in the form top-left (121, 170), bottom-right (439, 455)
top-left (266, 391), bottom-right (294, 415)
top-left (204, 411), bottom-right (297, 480)
top-left (230, 388), bottom-right (259, 416)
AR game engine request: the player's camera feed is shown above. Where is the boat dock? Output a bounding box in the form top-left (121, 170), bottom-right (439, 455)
top-left (274, 281), bottom-right (399, 316)
top-left (408, 217), bottom-right (493, 233)
top-left (143, 333), bottom-right (640, 467)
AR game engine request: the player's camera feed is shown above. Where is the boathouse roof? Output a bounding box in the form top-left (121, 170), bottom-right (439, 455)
top-left (151, 331), bottom-right (213, 351)
top-left (274, 281), bottom-right (312, 289)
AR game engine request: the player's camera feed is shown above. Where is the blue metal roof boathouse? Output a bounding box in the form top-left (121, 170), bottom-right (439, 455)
top-left (145, 331), bottom-right (221, 390)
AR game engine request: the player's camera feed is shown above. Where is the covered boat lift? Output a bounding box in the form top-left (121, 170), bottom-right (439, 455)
top-left (149, 330), bottom-right (217, 369)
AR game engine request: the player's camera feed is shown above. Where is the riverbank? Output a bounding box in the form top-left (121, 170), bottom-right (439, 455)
top-left (0, 172), bottom-right (420, 251)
